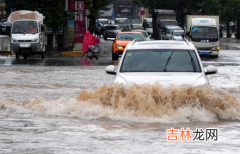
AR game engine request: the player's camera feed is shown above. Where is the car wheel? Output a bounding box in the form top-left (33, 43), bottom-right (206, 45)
top-left (112, 50), bottom-right (118, 60)
top-left (15, 53), bottom-right (19, 59)
top-left (41, 52), bottom-right (45, 59)
top-left (211, 55), bottom-right (219, 58)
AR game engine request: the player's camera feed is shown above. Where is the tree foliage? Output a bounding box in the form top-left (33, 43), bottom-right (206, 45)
top-left (85, 0), bottom-right (113, 33)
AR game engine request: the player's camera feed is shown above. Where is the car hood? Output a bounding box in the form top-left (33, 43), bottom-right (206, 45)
top-left (114, 72), bottom-right (207, 87)
top-left (115, 40), bottom-right (132, 46)
top-left (173, 36), bottom-right (184, 41)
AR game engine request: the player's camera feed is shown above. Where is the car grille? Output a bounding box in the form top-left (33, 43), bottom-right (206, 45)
top-left (198, 47), bottom-right (212, 50)
top-left (18, 40), bottom-right (32, 42)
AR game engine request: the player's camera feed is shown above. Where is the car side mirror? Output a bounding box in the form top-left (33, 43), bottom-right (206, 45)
top-left (105, 65), bottom-right (116, 75)
top-left (205, 65), bottom-right (218, 75)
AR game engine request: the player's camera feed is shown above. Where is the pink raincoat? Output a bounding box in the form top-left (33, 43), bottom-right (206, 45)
top-left (82, 31), bottom-right (100, 53)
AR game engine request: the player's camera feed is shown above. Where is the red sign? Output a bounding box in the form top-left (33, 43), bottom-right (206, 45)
top-left (68, 1), bottom-right (86, 43)
top-left (140, 10), bottom-right (145, 15)
top-left (75, 11), bottom-right (85, 25)
top-left (74, 25), bottom-right (85, 42)
top-left (75, 1), bottom-right (85, 11)
top-left (68, 1), bottom-right (85, 11)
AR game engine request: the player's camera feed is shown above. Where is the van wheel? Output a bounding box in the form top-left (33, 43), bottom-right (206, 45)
top-left (41, 52), bottom-right (45, 59)
top-left (16, 53), bottom-right (19, 59)
top-left (112, 51), bottom-right (118, 60)
top-left (211, 55), bottom-right (219, 58)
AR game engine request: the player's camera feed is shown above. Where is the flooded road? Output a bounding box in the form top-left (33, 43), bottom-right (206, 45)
top-left (0, 65), bottom-right (240, 154)
top-left (1, 37), bottom-right (240, 153)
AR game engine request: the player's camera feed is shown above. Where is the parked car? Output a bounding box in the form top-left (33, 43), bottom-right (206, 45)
top-left (162, 25), bottom-right (183, 40)
top-left (132, 29), bottom-right (150, 40)
top-left (172, 29), bottom-right (185, 41)
top-left (111, 31), bottom-right (145, 60)
top-left (105, 40), bottom-right (217, 87)
top-left (103, 25), bottom-right (121, 40)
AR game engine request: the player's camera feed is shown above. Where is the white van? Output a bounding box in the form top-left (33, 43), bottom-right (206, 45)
top-left (142, 18), bottom-right (153, 36)
top-left (8, 11), bottom-right (45, 59)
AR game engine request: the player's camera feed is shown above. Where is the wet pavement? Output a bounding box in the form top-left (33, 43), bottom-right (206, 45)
top-left (1, 37), bottom-right (240, 154)
top-left (1, 37), bottom-right (240, 67)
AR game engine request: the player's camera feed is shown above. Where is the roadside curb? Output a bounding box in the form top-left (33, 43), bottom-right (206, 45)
top-left (60, 51), bottom-right (84, 56)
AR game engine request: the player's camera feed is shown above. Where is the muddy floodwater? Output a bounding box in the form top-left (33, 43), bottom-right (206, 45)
top-left (0, 65), bottom-right (240, 154)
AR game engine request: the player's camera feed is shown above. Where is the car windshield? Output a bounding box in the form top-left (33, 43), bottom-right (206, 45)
top-left (12, 21), bottom-right (38, 34)
top-left (173, 31), bottom-right (184, 36)
top-left (146, 21), bottom-right (152, 28)
top-left (115, 19), bottom-right (129, 24)
top-left (99, 20), bottom-right (109, 24)
top-left (107, 26), bottom-right (120, 30)
top-left (167, 28), bottom-right (182, 34)
top-left (120, 49), bottom-right (201, 72)
top-left (141, 31), bottom-right (148, 37)
top-left (117, 33), bottom-right (144, 41)
top-left (160, 21), bottom-right (177, 28)
top-left (191, 26), bottom-right (218, 42)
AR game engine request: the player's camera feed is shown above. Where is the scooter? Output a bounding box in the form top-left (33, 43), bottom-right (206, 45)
top-left (87, 44), bottom-right (99, 60)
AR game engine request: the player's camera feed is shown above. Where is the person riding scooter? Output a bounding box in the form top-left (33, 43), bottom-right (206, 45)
top-left (82, 31), bottom-right (100, 59)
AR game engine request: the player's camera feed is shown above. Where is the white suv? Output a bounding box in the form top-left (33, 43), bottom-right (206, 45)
top-left (105, 40), bottom-right (217, 87)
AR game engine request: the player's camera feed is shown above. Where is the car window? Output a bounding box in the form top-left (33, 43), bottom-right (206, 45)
top-left (120, 50), bottom-right (201, 72)
top-left (117, 33), bottom-right (144, 41)
top-left (107, 26), bottom-right (120, 30)
top-left (167, 28), bottom-right (182, 34)
top-left (141, 31), bottom-right (148, 37)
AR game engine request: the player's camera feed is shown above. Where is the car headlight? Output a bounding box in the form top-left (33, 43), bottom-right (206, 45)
top-left (32, 38), bottom-right (39, 42)
top-left (11, 39), bottom-right (18, 43)
top-left (212, 46), bottom-right (220, 50)
top-left (116, 44), bottom-right (123, 49)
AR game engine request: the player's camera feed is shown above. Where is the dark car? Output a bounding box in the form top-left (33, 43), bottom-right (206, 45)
top-left (162, 25), bottom-right (183, 40)
top-left (103, 25), bottom-right (121, 40)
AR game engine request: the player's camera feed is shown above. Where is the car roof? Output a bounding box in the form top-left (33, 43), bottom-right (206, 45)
top-left (164, 25), bottom-right (181, 28)
top-left (167, 27), bottom-right (183, 29)
top-left (132, 30), bottom-right (147, 32)
top-left (127, 40), bottom-right (196, 50)
top-left (118, 31), bottom-right (142, 34)
top-left (106, 24), bottom-right (119, 27)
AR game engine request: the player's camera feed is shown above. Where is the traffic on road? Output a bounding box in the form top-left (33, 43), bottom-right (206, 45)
top-left (1, 5), bottom-right (240, 154)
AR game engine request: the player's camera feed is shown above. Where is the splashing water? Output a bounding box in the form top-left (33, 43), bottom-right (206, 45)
top-left (1, 83), bottom-right (240, 123)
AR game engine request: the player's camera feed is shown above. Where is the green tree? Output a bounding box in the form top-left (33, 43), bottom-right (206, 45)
top-left (85, 0), bottom-right (113, 33)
